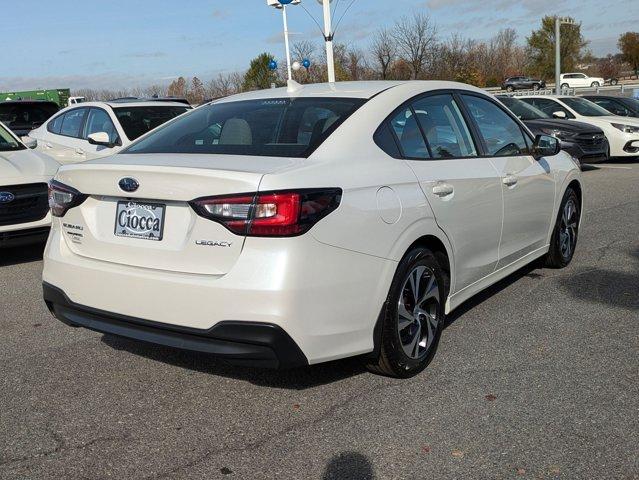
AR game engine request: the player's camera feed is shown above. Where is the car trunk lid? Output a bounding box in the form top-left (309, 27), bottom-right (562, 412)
top-left (55, 154), bottom-right (298, 275)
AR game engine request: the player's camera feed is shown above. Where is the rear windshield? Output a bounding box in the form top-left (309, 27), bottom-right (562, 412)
top-left (125, 97), bottom-right (366, 158)
top-left (499, 97), bottom-right (549, 120)
top-left (113, 105), bottom-right (190, 141)
top-left (0, 103), bottom-right (58, 128)
top-left (560, 97), bottom-right (611, 117)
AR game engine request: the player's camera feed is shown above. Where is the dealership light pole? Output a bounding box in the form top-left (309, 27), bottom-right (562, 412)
top-left (317, 0), bottom-right (336, 83)
top-left (555, 16), bottom-right (576, 94)
top-left (268, 0), bottom-right (301, 81)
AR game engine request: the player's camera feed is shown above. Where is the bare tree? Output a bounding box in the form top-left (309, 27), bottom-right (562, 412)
top-left (371, 28), bottom-right (397, 79)
top-left (206, 72), bottom-right (245, 99)
top-left (167, 77), bottom-right (187, 98)
top-left (292, 40), bottom-right (317, 64)
top-left (392, 12), bottom-right (438, 79)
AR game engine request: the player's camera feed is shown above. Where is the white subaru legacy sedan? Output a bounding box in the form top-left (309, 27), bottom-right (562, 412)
top-left (43, 81), bottom-right (582, 378)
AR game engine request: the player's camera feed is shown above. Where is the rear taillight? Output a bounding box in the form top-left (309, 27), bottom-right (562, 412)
top-left (190, 189), bottom-right (342, 237)
top-left (48, 180), bottom-right (87, 217)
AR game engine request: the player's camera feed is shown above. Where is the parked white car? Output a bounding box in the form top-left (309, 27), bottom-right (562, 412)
top-left (28, 100), bottom-right (191, 164)
top-left (0, 121), bottom-right (59, 247)
top-left (559, 73), bottom-right (605, 90)
top-left (518, 95), bottom-right (639, 157)
top-left (43, 81), bottom-right (582, 378)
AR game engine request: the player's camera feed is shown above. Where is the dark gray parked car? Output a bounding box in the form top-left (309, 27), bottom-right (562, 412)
top-left (501, 76), bottom-right (546, 92)
top-left (498, 96), bottom-right (608, 165)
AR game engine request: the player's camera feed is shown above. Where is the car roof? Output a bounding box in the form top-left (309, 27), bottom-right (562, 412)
top-left (70, 101), bottom-right (192, 109)
top-left (213, 80), bottom-right (494, 104)
top-left (517, 95), bottom-right (562, 99)
top-left (215, 81), bottom-right (407, 103)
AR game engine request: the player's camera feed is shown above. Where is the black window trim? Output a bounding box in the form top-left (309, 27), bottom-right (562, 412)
top-left (375, 88), bottom-right (535, 162)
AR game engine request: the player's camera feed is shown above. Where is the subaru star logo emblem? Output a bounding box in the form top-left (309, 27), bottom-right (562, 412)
top-left (0, 191), bottom-right (15, 204)
top-left (118, 178), bottom-right (139, 193)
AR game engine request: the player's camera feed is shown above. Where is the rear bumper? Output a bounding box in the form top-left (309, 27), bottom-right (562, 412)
top-left (43, 226), bottom-right (396, 364)
top-left (43, 282), bottom-right (308, 369)
top-left (0, 226), bottom-right (49, 248)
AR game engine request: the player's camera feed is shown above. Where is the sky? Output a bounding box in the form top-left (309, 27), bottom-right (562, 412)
top-left (2, 0), bottom-right (637, 91)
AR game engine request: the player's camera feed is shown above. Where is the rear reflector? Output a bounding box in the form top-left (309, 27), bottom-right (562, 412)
top-left (190, 189), bottom-right (341, 237)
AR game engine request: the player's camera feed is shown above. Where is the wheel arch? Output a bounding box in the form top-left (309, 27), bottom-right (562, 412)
top-left (369, 231), bottom-right (454, 360)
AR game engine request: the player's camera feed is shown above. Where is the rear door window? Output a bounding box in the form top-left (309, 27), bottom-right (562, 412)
top-left (59, 108), bottom-right (87, 138)
top-left (461, 95), bottom-right (529, 157)
top-left (412, 94), bottom-right (477, 158)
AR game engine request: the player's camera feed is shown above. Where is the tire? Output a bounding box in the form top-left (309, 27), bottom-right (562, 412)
top-left (506, 86), bottom-right (514, 92)
top-left (611, 78), bottom-right (618, 86)
top-left (561, 83), bottom-right (569, 90)
top-left (591, 82), bottom-right (600, 88)
top-left (533, 83), bottom-right (540, 91)
top-left (366, 248), bottom-right (448, 378)
top-left (544, 188), bottom-right (580, 269)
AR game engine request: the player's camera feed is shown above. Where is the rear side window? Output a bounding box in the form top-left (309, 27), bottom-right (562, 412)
top-left (59, 108), bottom-right (86, 138)
top-left (48, 114), bottom-right (65, 134)
top-left (125, 98), bottom-right (365, 158)
top-left (412, 94), bottom-right (477, 158)
top-left (461, 95), bottom-right (529, 157)
top-left (390, 107), bottom-right (430, 159)
top-left (373, 123), bottom-right (401, 158)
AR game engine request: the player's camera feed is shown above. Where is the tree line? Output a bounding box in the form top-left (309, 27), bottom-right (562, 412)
top-left (73, 14), bottom-right (639, 104)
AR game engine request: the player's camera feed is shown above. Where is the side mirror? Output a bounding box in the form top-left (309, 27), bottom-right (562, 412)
top-left (532, 134), bottom-right (561, 159)
top-left (87, 132), bottom-right (113, 147)
top-left (21, 137), bottom-right (37, 149)
top-left (552, 111), bottom-right (567, 119)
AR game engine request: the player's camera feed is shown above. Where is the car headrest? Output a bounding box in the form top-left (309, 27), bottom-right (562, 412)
top-left (219, 118), bottom-right (252, 145)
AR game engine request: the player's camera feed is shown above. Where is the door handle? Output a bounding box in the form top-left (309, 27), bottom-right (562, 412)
top-left (502, 174), bottom-right (518, 187)
top-left (45, 142), bottom-right (53, 149)
top-left (75, 148), bottom-right (85, 155)
top-left (432, 183), bottom-right (454, 197)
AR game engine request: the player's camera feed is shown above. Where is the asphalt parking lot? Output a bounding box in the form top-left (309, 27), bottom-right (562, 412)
top-left (1, 161), bottom-right (637, 480)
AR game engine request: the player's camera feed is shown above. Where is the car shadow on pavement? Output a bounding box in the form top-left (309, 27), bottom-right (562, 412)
top-left (443, 262), bottom-right (540, 329)
top-left (556, 247), bottom-right (638, 311)
top-left (0, 242), bottom-right (46, 267)
top-left (100, 334), bottom-right (368, 390)
top-left (322, 451), bottom-right (375, 480)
